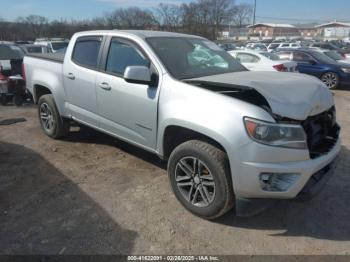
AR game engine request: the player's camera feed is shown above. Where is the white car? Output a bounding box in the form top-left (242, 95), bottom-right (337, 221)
top-left (229, 50), bottom-right (298, 72)
top-left (245, 43), bottom-right (268, 51)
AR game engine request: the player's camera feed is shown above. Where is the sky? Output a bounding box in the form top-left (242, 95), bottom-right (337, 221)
top-left (0, 0), bottom-right (350, 23)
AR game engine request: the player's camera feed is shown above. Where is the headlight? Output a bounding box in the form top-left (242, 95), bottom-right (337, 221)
top-left (341, 67), bottom-right (350, 73)
top-left (244, 117), bottom-right (307, 149)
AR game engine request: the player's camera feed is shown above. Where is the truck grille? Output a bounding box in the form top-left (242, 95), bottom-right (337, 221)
top-left (302, 107), bottom-right (340, 159)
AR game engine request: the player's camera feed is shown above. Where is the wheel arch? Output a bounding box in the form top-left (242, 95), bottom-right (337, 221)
top-left (160, 124), bottom-right (230, 160)
top-left (33, 84), bottom-right (52, 104)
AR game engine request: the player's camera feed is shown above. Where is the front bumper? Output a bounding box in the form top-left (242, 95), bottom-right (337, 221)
top-left (230, 138), bottom-right (341, 199)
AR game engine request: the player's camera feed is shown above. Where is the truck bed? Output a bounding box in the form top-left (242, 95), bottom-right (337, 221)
top-left (26, 53), bottom-right (64, 64)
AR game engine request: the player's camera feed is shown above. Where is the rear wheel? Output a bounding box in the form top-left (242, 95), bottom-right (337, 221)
top-left (38, 94), bottom-right (70, 139)
top-left (168, 140), bottom-right (235, 220)
top-left (321, 72), bottom-right (339, 89)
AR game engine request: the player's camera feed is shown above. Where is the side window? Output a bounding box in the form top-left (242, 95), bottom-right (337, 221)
top-left (277, 52), bottom-right (292, 60)
top-left (106, 39), bottom-right (149, 76)
top-left (281, 44), bottom-right (289, 47)
top-left (293, 52), bottom-right (312, 62)
top-left (236, 53), bottom-right (260, 63)
top-left (72, 36), bottom-right (102, 69)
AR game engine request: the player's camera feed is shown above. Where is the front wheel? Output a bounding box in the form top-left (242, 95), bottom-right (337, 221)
top-left (38, 94), bottom-right (70, 139)
top-left (321, 72), bottom-right (339, 89)
top-left (168, 140), bottom-right (235, 220)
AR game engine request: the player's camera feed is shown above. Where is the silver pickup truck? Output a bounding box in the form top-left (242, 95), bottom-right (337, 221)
top-left (24, 30), bottom-right (341, 219)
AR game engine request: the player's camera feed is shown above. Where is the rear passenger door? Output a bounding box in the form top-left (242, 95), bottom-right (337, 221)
top-left (63, 36), bottom-right (104, 126)
top-left (95, 37), bottom-right (159, 150)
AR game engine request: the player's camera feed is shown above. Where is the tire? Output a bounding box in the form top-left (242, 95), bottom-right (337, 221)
top-left (321, 72), bottom-right (339, 89)
top-left (168, 140), bottom-right (235, 220)
top-left (38, 94), bottom-right (70, 139)
top-left (13, 95), bottom-right (24, 107)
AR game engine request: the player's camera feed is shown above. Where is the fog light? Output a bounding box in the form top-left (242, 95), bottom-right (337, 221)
top-left (259, 173), bottom-right (300, 192)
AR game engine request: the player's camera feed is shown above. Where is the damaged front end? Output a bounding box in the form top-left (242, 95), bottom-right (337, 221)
top-left (185, 78), bottom-right (340, 159)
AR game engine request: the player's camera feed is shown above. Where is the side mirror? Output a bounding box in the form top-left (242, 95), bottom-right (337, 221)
top-left (124, 66), bottom-right (152, 85)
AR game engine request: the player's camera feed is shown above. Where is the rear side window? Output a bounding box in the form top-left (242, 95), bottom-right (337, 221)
top-left (72, 36), bottom-right (102, 69)
top-left (236, 53), bottom-right (260, 63)
top-left (106, 39), bottom-right (149, 76)
top-left (293, 52), bottom-right (312, 62)
top-left (277, 52), bottom-right (292, 60)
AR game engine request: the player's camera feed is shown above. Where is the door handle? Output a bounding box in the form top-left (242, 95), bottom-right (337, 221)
top-left (67, 73), bottom-right (75, 80)
top-left (99, 82), bottom-right (111, 91)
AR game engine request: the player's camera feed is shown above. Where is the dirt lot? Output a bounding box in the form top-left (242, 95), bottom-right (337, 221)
top-left (1, 88), bottom-right (350, 255)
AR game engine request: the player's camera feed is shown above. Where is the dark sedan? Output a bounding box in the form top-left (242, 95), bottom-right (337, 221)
top-left (276, 48), bottom-right (350, 89)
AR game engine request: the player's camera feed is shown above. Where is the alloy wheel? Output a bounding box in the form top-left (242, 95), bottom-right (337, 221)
top-left (175, 156), bottom-right (216, 207)
top-left (40, 102), bottom-right (55, 132)
top-left (321, 72), bottom-right (338, 89)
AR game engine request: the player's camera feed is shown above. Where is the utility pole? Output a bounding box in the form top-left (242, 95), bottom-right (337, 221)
top-left (253, 0), bottom-right (257, 25)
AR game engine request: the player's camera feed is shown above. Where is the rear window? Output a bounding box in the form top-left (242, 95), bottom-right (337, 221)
top-left (26, 46), bottom-right (45, 53)
top-left (0, 45), bottom-right (24, 60)
top-left (277, 51), bottom-right (292, 60)
top-left (52, 42), bottom-right (68, 51)
top-left (260, 52), bottom-right (282, 61)
top-left (72, 37), bottom-right (102, 69)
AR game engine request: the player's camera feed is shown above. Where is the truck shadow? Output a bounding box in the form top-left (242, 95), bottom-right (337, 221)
top-left (63, 124), bottom-right (167, 170)
top-left (0, 142), bottom-right (138, 254)
top-left (215, 145), bottom-right (350, 241)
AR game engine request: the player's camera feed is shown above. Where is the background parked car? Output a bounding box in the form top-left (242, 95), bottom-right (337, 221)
top-left (217, 43), bottom-right (236, 51)
top-left (276, 48), bottom-right (350, 89)
top-left (0, 43), bottom-right (26, 105)
top-left (19, 44), bottom-right (49, 54)
top-left (268, 42), bottom-right (300, 52)
top-left (316, 49), bottom-right (350, 64)
top-left (34, 38), bottom-right (69, 53)
top-left (246, 43), bottom-right (268, 51)
top-left (309, 42), bottom-right (349, 57)
top-left (276, 42), bottom-right (301, 50)
top-left (229, 50), bottom-right (297, 72)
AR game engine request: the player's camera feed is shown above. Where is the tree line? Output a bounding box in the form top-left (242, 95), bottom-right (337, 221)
top-left (0, 0), bottom-right (253, 41)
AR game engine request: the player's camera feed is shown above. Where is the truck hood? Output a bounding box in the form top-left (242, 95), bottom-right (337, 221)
top-left (188, 71), bottom-right (334, 120)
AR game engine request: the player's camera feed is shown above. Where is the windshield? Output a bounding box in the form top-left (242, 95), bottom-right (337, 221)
top-left (51, 42), bottom-right (68, 51)
top-left (0, 45), bottom-right (24, 60)
top-left (146, 37), bottom-right (246, 80)
top-left (311, 51), bottom-right (337, 64)
top-left (324, 51), bottom-right (343, 60)
top-left (260, 52), bottom-right (282, 61)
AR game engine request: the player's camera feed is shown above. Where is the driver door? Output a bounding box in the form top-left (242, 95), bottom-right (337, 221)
top-left (95, 37), bottom-right (159, 150)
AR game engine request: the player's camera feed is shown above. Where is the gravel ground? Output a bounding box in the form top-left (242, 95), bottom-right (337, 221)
top-left (0, 87), bottom-right (350, 255)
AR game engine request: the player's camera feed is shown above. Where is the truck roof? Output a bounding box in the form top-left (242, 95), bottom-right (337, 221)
top-left (74, 30), bottom-right (203, 40)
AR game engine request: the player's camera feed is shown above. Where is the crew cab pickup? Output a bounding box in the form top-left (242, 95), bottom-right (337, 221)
top-left (24, 30), bottom-right (341, 219)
